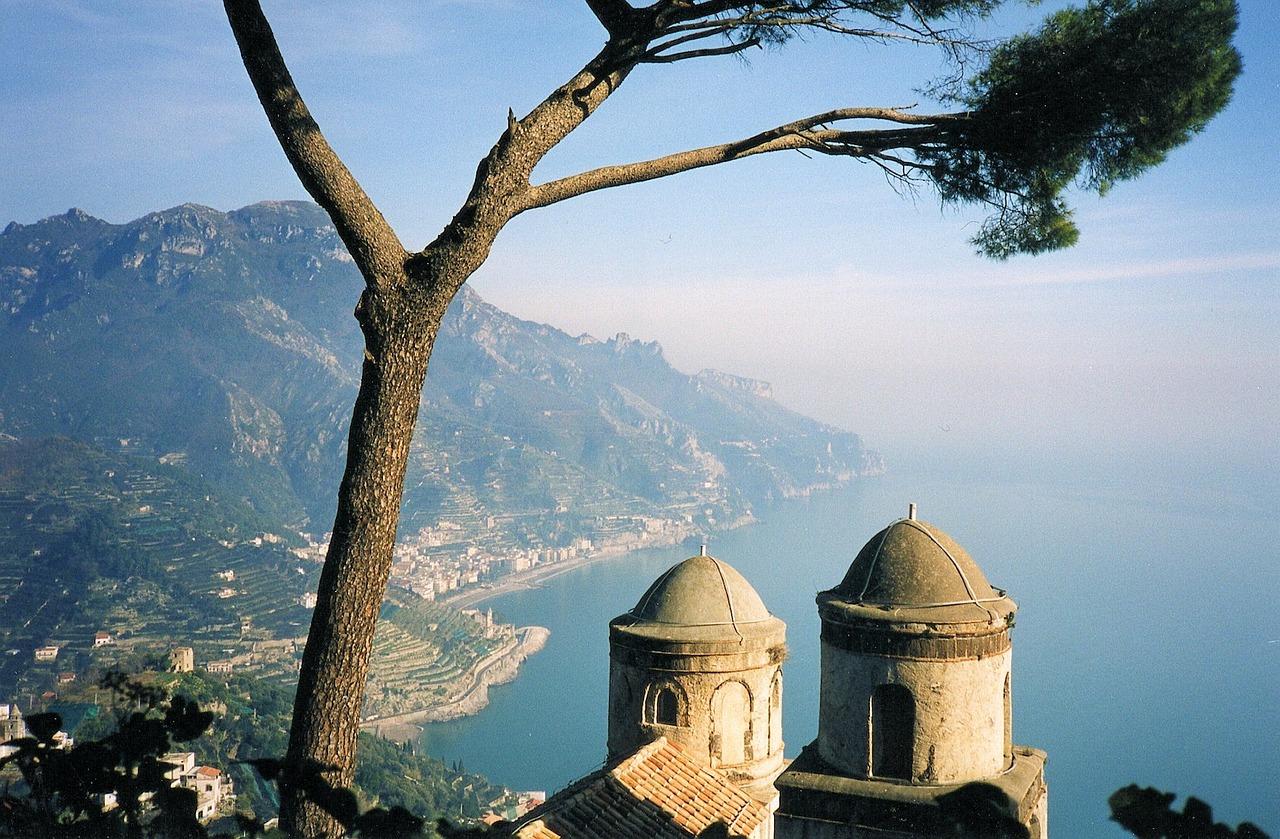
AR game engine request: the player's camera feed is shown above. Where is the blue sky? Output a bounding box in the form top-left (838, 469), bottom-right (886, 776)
top-left (3, 1), bottom-right (1277, 471)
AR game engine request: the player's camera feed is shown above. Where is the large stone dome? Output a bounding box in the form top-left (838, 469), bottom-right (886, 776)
top-left (822, 510), bottom-right (1015, 626)
top-left (607, 549), bottom-right (787, 787)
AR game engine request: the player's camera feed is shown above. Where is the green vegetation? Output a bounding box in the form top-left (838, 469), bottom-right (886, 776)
top-left (0, 435), bottom-right (525, 736)
top-left (0, 438), bottom-right (318, 700)
top-left (2, 669), bottom-right (514, 835)
top-left (354, 736), bottom-right (509, 823)
top-left (1110, 785), bottom-right (1271, 839)
top-left (933, 0), bottom-right (1240, 257)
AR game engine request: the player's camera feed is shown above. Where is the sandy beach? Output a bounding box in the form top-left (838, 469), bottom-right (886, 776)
top-left (439, 543), bottom-right (653, 610)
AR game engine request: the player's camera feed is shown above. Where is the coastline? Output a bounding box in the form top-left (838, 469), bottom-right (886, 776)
top-left (440, 542), bottom-right (649, 610)
top-left (361, 625), bottom-right (550, 742)
top-left (364, 510), bottom-right (763, 740)
top-left (439, 510), bottom-right (759, 611)
top-left (361, 542), bottom-right (670, 742)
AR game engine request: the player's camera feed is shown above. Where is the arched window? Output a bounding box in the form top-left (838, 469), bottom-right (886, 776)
top-left (768, 670), bottom-right (783, 753)
top-left (711, 681), bottom-right (753, 766)
top-left (645, 682), bottom-right (685, 727)
top-left (655, 687), bottom-right (679, 726)
top-left (871, 683), bottom-right (914, 780)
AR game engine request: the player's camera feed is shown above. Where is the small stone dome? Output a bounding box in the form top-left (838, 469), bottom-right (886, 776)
top-left (823, 509), bottom-right (1015, 626)
top-left (628, 550), bottom-right (773, 627)
top-left (607, 549), bottom-right (787, 781)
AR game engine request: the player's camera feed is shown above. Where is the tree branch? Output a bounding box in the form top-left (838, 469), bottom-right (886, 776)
top-left (645, 20), bottom-right (740, 55)
top-left (642, 38), bottom-right (762, 63)
top-left (421, 38), bottom-right (651, 259)
top-left (223, 0), bottom-right (407, 288)
top-left (662, 0), bottom-right (759, 24)
top-left (654, 2), bottom-right (990, 57)
top-left (519, 107), bottom-right (958, 211)
top-left (583, 0), bottom-right (638, 35)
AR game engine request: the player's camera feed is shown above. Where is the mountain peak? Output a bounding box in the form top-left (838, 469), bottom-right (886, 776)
top-left (607, 332), bottom-right (665, 359)
top-left (231, 200), bottom-right (335, 226)
top-left (1, 207), bottom-right (112, 236)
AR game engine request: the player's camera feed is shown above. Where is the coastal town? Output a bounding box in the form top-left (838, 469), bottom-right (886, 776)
top-left (0, 466), bottom-right (731, 828)
top-left (383, 510), bottom-right (707, 602)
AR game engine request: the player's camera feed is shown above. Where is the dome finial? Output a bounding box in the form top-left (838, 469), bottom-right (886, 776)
top-left (908, 502), bottom-right (917, 521)
top-left (700, 544), bottom-right (707, 556)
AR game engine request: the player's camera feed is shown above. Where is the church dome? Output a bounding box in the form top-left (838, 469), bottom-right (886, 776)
top-left (628, 551), bottom-right (773, 627)
top-left (607, 549), bottom-right (787, 783)
top-left (822, 508), bottom-right (1015, 626)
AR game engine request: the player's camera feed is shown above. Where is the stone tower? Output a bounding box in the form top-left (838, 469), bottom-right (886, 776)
top-left (607, 548), bottom-right (787, 801)
top-left (170, 647), bottom-right (195, 673)
top-left (774, 507), bottom-right (1048, 838)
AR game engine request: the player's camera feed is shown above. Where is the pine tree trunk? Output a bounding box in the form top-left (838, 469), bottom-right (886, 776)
top-left (280, 284), bottom-right (443, 837)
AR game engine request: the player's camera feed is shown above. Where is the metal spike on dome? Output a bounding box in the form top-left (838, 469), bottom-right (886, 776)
top-left (908, 503), bottom-right (917, 521)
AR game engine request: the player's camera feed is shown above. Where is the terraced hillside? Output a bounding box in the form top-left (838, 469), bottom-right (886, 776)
top-left (365, 594), bottom-right (512, 720)
top-left (0, 437), bottom-right (514, 717)
top-left (0, 438), bottom-right (311, 696)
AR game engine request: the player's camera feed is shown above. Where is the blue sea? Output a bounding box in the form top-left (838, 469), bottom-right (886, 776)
top-left (420, 448), bottom-right (1280, 838)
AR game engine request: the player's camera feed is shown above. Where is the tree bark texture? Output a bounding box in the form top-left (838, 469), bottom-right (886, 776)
top-left (281, 290), bottom-right (435, 832)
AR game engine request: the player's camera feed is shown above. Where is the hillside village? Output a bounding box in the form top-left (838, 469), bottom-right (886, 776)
top-left (0, 434), bottom-right (760, 829)
top-left (0, 433), bottom-right (734, 701)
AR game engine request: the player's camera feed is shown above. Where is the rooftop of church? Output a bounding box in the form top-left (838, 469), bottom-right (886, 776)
top-left (630, 548), bottom-right (772, 626)
top-left (509, 736), bottom-right (770, 839)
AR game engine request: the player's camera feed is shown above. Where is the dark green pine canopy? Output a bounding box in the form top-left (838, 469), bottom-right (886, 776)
top-left (929, 0), bottom-right (1242, 257)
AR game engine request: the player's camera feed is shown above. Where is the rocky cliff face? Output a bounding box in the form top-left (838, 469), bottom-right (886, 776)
top-left (0, 202), bottom-right (881, 533)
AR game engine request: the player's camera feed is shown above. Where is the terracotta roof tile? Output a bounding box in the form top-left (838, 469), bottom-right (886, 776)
top-left (507, 738), bottom-right (768, 839)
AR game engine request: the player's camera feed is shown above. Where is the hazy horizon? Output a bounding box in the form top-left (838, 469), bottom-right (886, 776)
top-left (4, 1), bottom-right (1276, 477)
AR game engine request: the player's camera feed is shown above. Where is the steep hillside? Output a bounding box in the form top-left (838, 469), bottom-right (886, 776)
top-left (0, 202), bottom-right (881, 537)
top-left (0, 437), bottom-right (311, 696)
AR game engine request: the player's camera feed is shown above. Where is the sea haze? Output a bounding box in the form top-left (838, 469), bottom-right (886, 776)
top-left (421, 448), bottom-right (1280, 839)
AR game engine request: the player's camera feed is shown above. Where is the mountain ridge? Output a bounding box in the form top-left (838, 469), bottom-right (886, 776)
top-left (0, 201), bottom-right (882, 541)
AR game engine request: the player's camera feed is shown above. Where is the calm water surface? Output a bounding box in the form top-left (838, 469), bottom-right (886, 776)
top-left (421, 451), bottom-right (1279, 838)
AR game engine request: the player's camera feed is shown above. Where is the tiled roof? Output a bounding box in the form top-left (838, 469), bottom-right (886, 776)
top-left (510, 737), bottom-right (768, 839)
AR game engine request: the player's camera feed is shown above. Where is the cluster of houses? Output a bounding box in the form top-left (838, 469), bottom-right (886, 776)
top-left (0, 703), bottom-right (233, 824)
top-left (22, 631), bottom-right (118, 689)
top-left (385, 529), bottom-right (594, 601)
top-left (381, 513), bottom-right (697, 602)
top-left (26, 633), bottom-right (233, 682)
top-left (7, 631), bottom-right (241, 825)
top-left (284, 505), bottom-right (701, 606)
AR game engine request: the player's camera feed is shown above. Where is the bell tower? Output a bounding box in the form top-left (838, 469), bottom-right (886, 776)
top-left (774, 507), bottom-right (1048, 838)
top-left (607, 548), bottom-right (787, 801)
